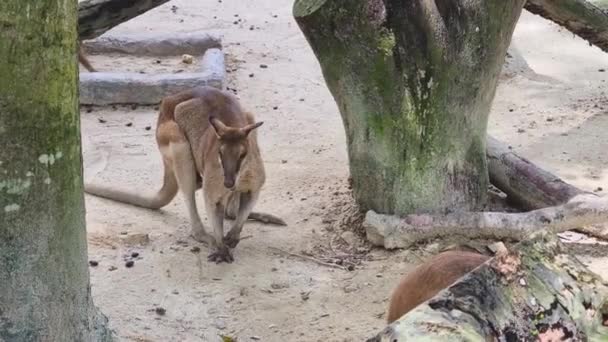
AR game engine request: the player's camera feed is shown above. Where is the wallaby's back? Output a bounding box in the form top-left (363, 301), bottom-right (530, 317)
top-left (386, 251), bottom-right (490, 323)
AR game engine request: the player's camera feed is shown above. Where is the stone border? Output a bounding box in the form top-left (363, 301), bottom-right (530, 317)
top-left (80, 33), bottom-right (224, 105)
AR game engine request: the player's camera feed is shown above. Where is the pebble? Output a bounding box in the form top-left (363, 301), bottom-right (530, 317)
top-left (249, 73), bottom-right (255, 77)
top-left (108, 266), bottom-right (117, 271)
top-left (182, 54), bottom-right (194, 64)
top-left (155, 307), bottom-right (166, 316)
top-left (89, 260), bottom-right (99, 267)
top-left (190, 246), bottom-right (201, 253)
top-left (125, 122), bottom-right (133, 127)
top-left (97, 118), bottom-right (106, 123)
top-left (125, 260), bottom-right (135, 268)
top-left (259, 64), bottom-right (268, 69)
top-left (131, 252), bottom-right (140, 258)
top-left (145, 126), bottom-right (151, 131)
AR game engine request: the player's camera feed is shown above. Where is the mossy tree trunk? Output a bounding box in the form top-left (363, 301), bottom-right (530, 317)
top-left (294, 0), bottom-right (525, 215)
top-left (0, 0), bottom-right (112, 341)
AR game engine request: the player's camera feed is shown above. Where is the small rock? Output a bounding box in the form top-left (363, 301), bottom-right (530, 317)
top-left (299, 98), bottom-right (305, 101)
top-left (270, 281), bottom-right (290, 290)
top-left (155, 307), bottom-right (166, 316)
top-left (251, 337), bottom-right (261, 341)
top-left (509, 108), bottom-right (514, 112)
top-left (155, 59), bottom-right (161, 64)
top-left (599, 68), bottom-right (606, 72)
top-left (271, 267), bottom-right (278, 272)
top-left (343, 284), bottom-right (359, 293)
top-left (126, 122), bottom-right (133, 127)
top-left (320, 313), bottom-right (329, 318)
top-left (172, 290), bottom-right (179, 295)
top-left (546, 116), bottom-right (554, 122)
top-left (89, 260), bottom-right (99, 267)
top-left (273, 106), bottom-right (278, 110)
top-left (517, 128), bottom-right (525, 133)
top-left (519, 278), bottom-right (527, 286)
top-left (170, 5), bottom-right (178, 13)
top-left (233, 20), bottom-right (239, 25)
top-left (119, 233), bottom-right (150, 246)
top-left (259, 64), bottom-right (268, 69)
top-left (249, 25), bottom-right (255, 31)
top-left (108, 266), bottom-right (117, 271)
top-left (97, 118), bottom-right (106, 123)
top-left (347, 265), bottom-right (355, 271)
top-left (487, 242), bottom-right (507, 255)
top-left (214, 319), bottom-right (227, 330)
top-left (131, 252), bottom-right (140, 258)
top-left (190, 246), bottom-right (201, 253)
top-left (182, 54), bottom-right (194, 64)
top-left (300, 291), bottom-right (311, 301)
top-left (145, 126), bottom-right (151, 131)
top-left (281, 160), bottom-right (287, 164)
top-left (249, 73), bottom-right (254, 77)
top-left (125, 260), bottom-right (135, 268)
top-left (595, 187), bottom-right (603, 192)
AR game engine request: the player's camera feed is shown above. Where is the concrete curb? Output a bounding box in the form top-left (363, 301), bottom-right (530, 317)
top-left (83, 31), bottom-right (222, 56)
top-left (80, 48), bottom-right (225, 105)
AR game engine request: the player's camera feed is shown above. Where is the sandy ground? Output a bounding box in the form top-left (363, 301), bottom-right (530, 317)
top-left (80, 2), bottom-right (608, 341)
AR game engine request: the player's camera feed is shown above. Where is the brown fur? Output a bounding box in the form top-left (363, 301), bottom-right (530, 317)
top-left (78, 45), bottom-right (96, 72)
top-left (386, 251), bottom-right (490, 323)
top-left (84, 86), bottom-right (285, 263)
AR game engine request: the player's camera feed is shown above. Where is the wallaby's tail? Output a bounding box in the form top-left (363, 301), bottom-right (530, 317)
top-left (225, 212), bottom-right (287, 226)
top-left (84, 166), bottom-right (177, 210)
top-left (78, 47), bottom-right (97, 72)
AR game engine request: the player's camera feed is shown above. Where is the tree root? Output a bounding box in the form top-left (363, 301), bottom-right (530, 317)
top-left (365, 194), bottom-right (608, 249)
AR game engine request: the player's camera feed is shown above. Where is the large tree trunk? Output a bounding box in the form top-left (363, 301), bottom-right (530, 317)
top-left (79, 0), bottom-right (171, 40)
top-left (525, 0), bottom-right (608, 53)
top-left (0, 0), bottom-right (112, 340)
top-left (294, 0), bottom-right (526, 215)
top-left (368, 233), bottom-right (608, 341)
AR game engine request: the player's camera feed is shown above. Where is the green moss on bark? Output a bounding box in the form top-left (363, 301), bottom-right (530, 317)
top-left (0, 0), bottom-right (112, 341)
top-left (295, 0), bottom-right (524, 215)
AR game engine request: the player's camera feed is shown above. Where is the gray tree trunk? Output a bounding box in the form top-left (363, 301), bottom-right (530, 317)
top-left (294, 0), bottom-right (525, 216)
top-left (368, 233), bottom-right (608, 341)
top-left (0, 0), bottom-right (113, 341)
top-left (525, 0), bottom-right (608, 53)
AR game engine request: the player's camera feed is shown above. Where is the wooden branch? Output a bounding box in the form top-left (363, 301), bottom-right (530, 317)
top-left (365, 194), bottom-right (608, 249)
top-left (486, 135), bottom-right (591, 210)
top-left (524, 0), bottom-right (608, 52)
top-left (367, 233), bottom-right (608, 341)
top-left (79, 0), bottom-right (171, 40)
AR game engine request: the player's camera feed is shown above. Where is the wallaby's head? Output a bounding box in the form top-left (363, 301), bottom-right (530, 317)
top-left (209, 117), bottom-right (263, 189)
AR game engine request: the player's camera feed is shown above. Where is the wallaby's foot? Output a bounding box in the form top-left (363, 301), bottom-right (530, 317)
top-left (191, 229), bottom-right (212, 244)
top-left (208, 246), bottom-right (233, 263)
top-left (223, 232), bottom-right (240, 249)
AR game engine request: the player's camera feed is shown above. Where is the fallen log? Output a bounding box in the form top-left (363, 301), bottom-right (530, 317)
top-left (524, 0), bottom-right (608, 52)
top-left (486, 135), bottom-right (591, 210)
top-left (79, 0), bottom-right (171, 40)
top-left (367, 233), bottom-right (608, 341)
top-left (365, 194), bottom-right (608, 249)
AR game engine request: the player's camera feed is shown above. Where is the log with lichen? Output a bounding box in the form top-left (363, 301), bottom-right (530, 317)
top-left (79, 0), bottom-right (170, 40)
top-left (524, 0), bottom-right (608, 53)
top-left (367, 233), bottom-right (608, 341)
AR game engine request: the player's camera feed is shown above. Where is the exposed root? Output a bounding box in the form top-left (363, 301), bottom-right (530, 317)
top-left (365, 194), bottom-right (608, 249)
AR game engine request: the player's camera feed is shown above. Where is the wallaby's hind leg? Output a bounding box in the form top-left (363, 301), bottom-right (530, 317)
top-left (170, 142), bottom-right (214, 246)
top-left (204, 195), bottom-right (233, 263)
top-left (224, 191), bottom-right (259, 248)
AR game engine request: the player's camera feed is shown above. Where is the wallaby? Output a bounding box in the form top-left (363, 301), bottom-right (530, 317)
top-left (78, 45), bottom-right (96, 72)
top-left (386, 250), bottom-right (490, 323)
top-left (84, 86), bottom-right (285, 263)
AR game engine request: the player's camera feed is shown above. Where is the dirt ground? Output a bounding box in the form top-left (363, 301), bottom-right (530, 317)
top-left (80, 2), bottom-right (608, 341)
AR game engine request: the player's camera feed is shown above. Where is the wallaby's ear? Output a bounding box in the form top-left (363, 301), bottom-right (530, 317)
top-left (209, 116), bottom-right (228, 137)
top-left (242, 121), bottom-right (263, 135)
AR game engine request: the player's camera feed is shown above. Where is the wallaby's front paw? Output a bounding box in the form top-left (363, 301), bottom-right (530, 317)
top-left (223, 233), bottom-right (240, 249)
top-left (207, 246), bottom-right (234, 264)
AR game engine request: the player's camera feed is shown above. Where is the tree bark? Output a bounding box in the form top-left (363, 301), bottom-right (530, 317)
top-left (368, 233), bottom-right (608, 341)
top-left (79, 0), bottom-right (170, 40)
top-left (525, 0), bottom-right (608, 53)
top-left (0, 0), bottom-right (112, 341)
top-left (294, 0), bottom-right (526, 215)
top-left (487, 136), bottom-right (590, 210)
